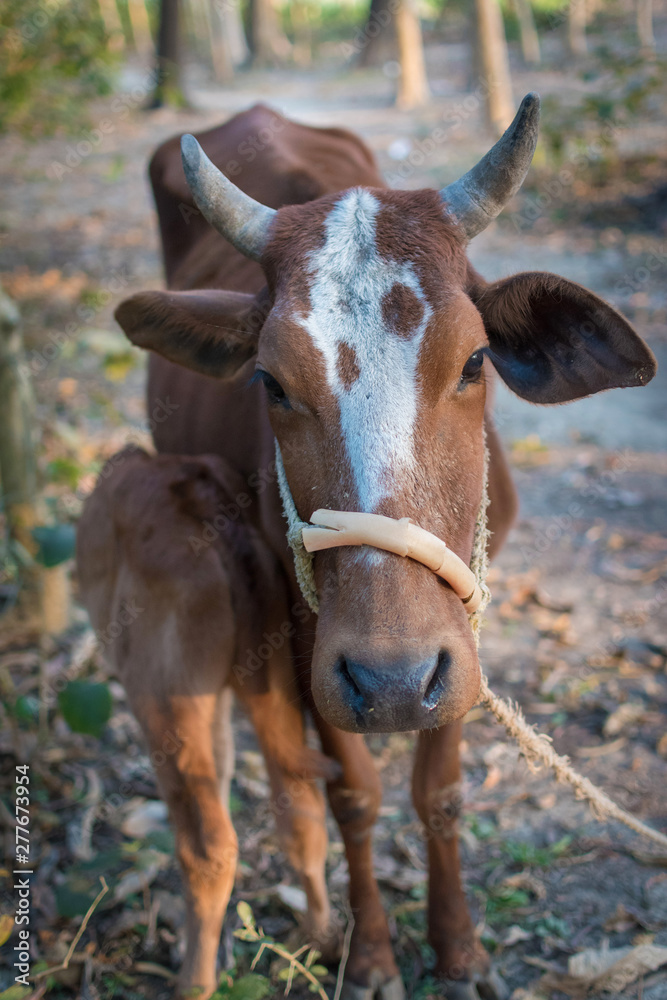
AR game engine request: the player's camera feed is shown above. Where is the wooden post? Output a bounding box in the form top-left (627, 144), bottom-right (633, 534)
top-left (396, 0), bottom-right (430, 110)
top-left (0, 290), bottom-right (39, 571)
top-left (0, 289), bottom-right (70, 635)
top-left (474, 0), bottom-right (514, 135)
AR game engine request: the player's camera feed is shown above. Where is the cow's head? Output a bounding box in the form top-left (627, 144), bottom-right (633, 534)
top-left (116, 95), bottom-right (656, 733)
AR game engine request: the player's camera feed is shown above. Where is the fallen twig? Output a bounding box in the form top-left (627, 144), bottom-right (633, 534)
top-left (33, 876), bottom-right (108, 980)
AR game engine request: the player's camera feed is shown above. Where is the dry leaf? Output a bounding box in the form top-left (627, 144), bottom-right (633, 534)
top-left (503, 924), bottom-right (533, 946)
top-left (0, 913), bottom-right (14, 947)
top-left (541, 942), bottom-right (667, 995)
top-left (603, 702), bottom-right (645, 737)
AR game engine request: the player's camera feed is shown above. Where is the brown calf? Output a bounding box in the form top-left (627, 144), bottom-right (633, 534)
top-left (77, 447), bottom-right (340, 996)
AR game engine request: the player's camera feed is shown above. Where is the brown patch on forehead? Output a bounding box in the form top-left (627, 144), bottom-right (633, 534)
top-left (381, 283), bottom-right (424, 339)
top-left (336, 341), bottom-right (361, 389)
top-left (373, 188), bottom-right (468, 306)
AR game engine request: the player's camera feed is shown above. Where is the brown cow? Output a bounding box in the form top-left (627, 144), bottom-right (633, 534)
top-left (79, 99), bottom-right (656, 1000)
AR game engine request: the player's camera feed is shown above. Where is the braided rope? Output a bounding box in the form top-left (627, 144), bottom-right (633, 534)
top-left (275, 441), bottom-right (319, 614)
top-left (274, 439), bottom-right (667, 850)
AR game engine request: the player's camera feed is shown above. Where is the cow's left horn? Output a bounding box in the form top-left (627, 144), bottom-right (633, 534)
top-left (440, 93), bottom-right (540, 240)
top-left (181, 134), bottom-right (276, 261)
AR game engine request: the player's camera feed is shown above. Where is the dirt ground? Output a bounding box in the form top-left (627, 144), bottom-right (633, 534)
top-left (1, 24), bottom-right (667, 1000)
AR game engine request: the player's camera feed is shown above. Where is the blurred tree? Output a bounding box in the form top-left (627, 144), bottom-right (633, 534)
top-left (126, 0), bottom-right (155, 60)
top-left (97, 0), bottom-right (126, 52)
top-left (474, 0), bottom-right (514, 134)
top-left (150, 0), bottom-right (187, 106)
top-left (512, 0), bottom-right (540, 66)
top-left (207, 0), bottom-right (234, 82)
top-left (396, 0), bottom-right (429, 109)
top-left (637, 0), bottom-right (655, 58)
top-left (222, 1), bottom-right (250, 68)
top-left (0, 0), bottom-right (114, 135)
top-left (248, 0), bottom-right (291, 66)
top-left (357, 0), bottom-right (398, 68)
top-left (567, 0), bottom-right (587, 57)
top-left (0, 289), bottom-right (71, 633)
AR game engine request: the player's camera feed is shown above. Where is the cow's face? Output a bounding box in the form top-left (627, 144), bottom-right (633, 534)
top-left (116, 98), bottom-right (656, 733)
top-left (258, 188), bottom-right (486, 730)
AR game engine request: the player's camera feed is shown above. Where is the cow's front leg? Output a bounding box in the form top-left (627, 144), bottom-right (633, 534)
top-left (314, 720), bottom-right (403, 1000)
top-left (412, 722), bottom-right (507, 1000)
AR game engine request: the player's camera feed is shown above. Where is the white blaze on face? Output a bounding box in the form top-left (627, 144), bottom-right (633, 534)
top-left (302, 189), bottom-right (432, 512)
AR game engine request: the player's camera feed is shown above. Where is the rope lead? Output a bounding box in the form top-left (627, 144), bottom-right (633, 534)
top-left (274, 438), bottom-right (667, 852)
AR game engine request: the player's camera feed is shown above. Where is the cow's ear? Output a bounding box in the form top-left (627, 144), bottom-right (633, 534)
top-left (470, 272), bottom-right (656, 403)
top-left (115, 288), bottom-right (270, 378)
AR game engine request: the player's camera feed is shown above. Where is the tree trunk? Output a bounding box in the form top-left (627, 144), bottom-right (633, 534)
top-left (222, 1), bottom-right (249, 67)
top-left (474, 0), bottom-right (514, 135)
top-left (567, 0), bottom-right (587, 57)
top-left (637, 0), bottom-right (655, 57)
top-left (395, 0), bottom-right (430, 110)
top-left (0, 290), bottom-right (70, 634)
top-left (248, 0), bottom-right (291, 67)
top-left (150, 0), bottom-right (186, 108)
top-left (356, 0), bottom-right (398, 68)
top-left (513, 0), bottom-right (540, 65)
top-left (208, 0), bottom-right (234, 82)
top-left (98, 0), bottom-right (126, 52)
top-left (127, 0), bottom-right (154, 59)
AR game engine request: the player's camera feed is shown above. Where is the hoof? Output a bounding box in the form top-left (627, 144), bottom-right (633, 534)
top-left (341, 973), bottom-right (406, 1000)
top-left (438, 969), bottom-right (508, 1000)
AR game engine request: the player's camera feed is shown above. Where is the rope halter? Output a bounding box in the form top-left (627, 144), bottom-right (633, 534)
top-left (274, 441), bottom-right (491, 643)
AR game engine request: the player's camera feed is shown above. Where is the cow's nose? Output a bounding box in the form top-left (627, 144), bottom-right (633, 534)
top-left (336, 651), bottom-right (450, 731)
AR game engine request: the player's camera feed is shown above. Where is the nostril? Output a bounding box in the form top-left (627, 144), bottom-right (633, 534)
top-left (423, 649), bottom-right (450, 710)
top-left (337, 657), bottom-right (365, 713)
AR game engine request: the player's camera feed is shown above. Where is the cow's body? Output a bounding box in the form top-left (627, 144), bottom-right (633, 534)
top-left (78, 102), bottom-right (655, 1000)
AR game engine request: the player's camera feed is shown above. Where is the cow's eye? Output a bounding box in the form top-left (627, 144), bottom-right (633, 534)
top-left (256, 369), bottom-right (290, 408)
top-left (460, 350), bottom-right (485, 385)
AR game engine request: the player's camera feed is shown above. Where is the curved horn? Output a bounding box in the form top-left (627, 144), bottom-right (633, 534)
top-left (440, 93), bottom-right (541, 240)
top-left (181, 133), bottom-right (276, 262)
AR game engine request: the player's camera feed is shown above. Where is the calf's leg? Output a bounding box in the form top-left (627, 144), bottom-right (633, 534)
top-left (139, 693), bottom-right (237, 1000)
top-left (412, 723), bottom-right (506, 1000)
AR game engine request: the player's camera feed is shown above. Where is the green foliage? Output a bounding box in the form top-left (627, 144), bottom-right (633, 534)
top-left (0, 0), bottom-right (116, 136)
top-left (212, 974), bottom-right (273, 1000)
top-left (58, 679), bottom-right (113, 736)
top-left (502, 834), bottom-right (572, 868)
top-left (232, 903), bottom-right (328, 1000)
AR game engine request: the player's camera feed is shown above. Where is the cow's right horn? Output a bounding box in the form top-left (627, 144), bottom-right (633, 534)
top-left (440, 92), bottom-right (541, 240)
top-left (181, 134), bottom-right (276, 262)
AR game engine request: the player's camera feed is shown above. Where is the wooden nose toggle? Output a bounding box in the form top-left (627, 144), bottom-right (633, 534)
top-left (302, 509), bottom-right (482, 615)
